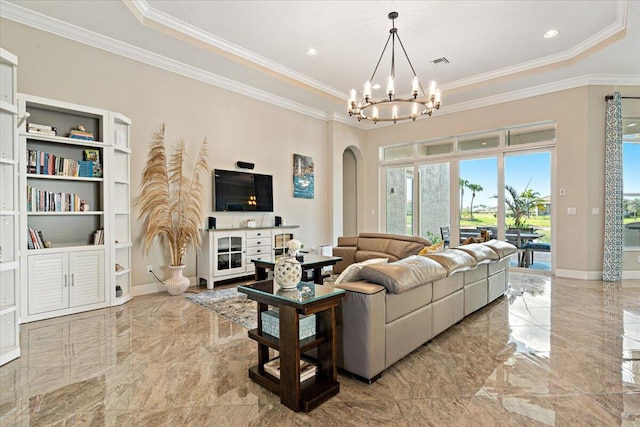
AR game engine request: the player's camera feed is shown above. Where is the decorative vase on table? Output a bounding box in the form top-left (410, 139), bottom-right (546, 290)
top-left (165, 265), bottom-right (190, 295)
top-left (274, 257), bottom-right (302, 289)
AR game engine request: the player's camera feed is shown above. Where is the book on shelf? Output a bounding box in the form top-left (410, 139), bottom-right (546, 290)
top-left (27, 230), bottom-right (34, 250)
top-left (263, 358), bottom-right (317, 382)
top-left (69, 130), bottom-right (94, 141)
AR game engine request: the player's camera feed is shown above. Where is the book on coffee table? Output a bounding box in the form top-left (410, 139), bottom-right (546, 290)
top-left (264, 357), bottom-right (317, 382)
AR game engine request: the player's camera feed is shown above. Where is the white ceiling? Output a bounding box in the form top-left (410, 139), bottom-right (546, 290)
top-left (2, 0), bottom-right (639, 126)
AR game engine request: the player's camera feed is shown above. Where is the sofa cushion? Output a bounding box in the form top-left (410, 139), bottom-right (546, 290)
top-left (423, 249), bottom-right (478, 276)
top-left (355, 250), bottom-right (400, 263)
top-left (361, 255), bottom-right (447, 294)
top-left (334, 257), bottom-right (388, 285)
top-left (455, 243), bottom-right (499, 264)
top-left (432, 273), bottom-right (464, 301)
top-left (482, 239), bottom-right (518, 259)
top-left (357, 233), bottom-right (431, 261)
top-left (385, 282), bottom-right (432, 323)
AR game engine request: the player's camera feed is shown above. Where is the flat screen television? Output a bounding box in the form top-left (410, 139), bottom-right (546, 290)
top-left (213, 169), bottom-right (273, 212)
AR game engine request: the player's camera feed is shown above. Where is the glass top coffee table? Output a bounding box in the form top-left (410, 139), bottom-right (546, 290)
top-left (238, 280), bottom-right (345, 412)
top-left (251, 254), bottom-right (342, 285)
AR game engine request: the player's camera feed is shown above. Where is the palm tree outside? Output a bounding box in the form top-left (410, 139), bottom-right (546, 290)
top-left (467, 183), bottom-right (483, 218)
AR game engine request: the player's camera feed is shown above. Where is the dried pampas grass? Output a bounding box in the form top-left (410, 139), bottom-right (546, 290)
top-left (135, 124), bottom-right (208, 266)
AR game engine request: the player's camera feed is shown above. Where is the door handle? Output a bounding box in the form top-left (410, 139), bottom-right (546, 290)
top-left (64, 274), bottom-right (68, 287)
top-left (71, 273), bottom-right (74, 286)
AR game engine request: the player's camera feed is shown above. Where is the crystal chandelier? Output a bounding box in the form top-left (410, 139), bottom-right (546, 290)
top-left (348, 12), bottom-right (442, 124)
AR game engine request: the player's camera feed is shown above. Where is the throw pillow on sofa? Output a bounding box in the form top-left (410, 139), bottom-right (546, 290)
top-left (418, 240), bottom-right (444, 255)
top-left (334, 257), bottom-right (388, 285)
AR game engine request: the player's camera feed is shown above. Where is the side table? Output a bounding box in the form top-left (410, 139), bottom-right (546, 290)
top-left (238, 280), bottom-right (345, 412)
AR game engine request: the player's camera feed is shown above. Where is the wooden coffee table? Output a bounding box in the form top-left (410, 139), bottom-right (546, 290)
top-left (238, 280), bottom-right (345, 412)
top-left (252, 254), bottom-right (342, 285)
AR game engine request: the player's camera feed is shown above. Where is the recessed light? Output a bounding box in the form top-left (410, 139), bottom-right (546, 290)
top-left (372, 83), bottom-right (381, 90)
top-left (306, 48), bottom-right (318, 56)
top-left (544, 29), bottom-right (559, 38)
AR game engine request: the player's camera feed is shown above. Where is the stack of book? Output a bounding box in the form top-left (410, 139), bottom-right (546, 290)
top-left (93, 228), bottom-right (104, 245)
top-left (69, 129), bottom-right (94, 141)
top-left (27, 228), bottom-right (46, 249)
top-left (263, 358), bottom-right (317, 382)
top-left (27, 123), bottom-right (57, 136)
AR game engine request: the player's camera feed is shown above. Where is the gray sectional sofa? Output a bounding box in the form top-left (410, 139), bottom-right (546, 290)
top-left (331, 233), bottom-right (517, 382)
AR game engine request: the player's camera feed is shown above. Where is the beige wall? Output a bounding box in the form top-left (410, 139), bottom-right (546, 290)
top-left (1, 19), bottom-right (344, 290)
top-left (364, 85), bottom-right (640, 277)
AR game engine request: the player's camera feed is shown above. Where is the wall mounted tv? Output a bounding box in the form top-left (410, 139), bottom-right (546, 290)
top-left (213, 169), bottom-right (274, 212)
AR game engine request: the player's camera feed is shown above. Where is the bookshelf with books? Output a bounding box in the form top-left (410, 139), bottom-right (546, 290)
top-left (17, 93), bottom-right (131, 321)
top-left (0, 48), bottom-right (20, 365)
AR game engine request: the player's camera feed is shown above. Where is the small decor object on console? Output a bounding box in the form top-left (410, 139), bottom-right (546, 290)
top-left (274, 257), bottom-right (302, 289)
top-left (286, 239), bottom-right (302, 257)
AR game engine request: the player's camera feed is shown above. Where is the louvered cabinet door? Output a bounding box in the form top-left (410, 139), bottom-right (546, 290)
top-left (28, 253), bottom-right (69, 315)
top-left (69, 250), bottom-right (104, 307)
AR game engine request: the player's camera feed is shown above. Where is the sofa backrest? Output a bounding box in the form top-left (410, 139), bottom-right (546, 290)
top-left (355, 233), bottom-right (432, 262)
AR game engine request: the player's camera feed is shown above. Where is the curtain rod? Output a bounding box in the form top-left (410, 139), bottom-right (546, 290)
top-left (605, 95), bottom-right (640, 100)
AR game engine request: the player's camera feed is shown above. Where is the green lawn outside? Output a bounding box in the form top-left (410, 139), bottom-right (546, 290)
top-left (459, 212), bottom-right (551, 243)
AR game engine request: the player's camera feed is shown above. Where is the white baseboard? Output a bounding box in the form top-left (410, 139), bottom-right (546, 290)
top-left (555, 269), bottom-right (603, 280)
top-left (132, 277), bottom-right (197, 297)
top-left (622, 271), bottom-right (640, 280)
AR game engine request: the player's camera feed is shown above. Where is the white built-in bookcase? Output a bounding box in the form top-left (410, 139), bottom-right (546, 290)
top-left (0, 48), bottom-right (20, 366)
top-left (18, 93), bottom-right (132, 323)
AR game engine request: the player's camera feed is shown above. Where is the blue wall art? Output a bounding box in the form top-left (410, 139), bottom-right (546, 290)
top-left (293, 153), bottom-right (314, 199)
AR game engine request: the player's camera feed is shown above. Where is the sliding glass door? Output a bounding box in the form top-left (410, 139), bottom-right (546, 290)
top-left (459, 157), bottom-right (498, 244)
top-left (505, 151), bottom-right (552, 271)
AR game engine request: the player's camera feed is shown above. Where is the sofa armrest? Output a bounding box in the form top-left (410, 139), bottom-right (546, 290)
top-left (333, 246), bottom-right (356, 274)
top-left (334, 283), bottom-right (386, 381)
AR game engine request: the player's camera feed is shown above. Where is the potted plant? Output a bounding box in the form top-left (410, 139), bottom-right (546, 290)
top-left (135, 124), bottom-right (208, 295)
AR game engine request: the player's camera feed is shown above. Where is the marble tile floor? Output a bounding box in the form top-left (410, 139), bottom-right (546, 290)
top-left (1, 273), bottom-right (639, 426)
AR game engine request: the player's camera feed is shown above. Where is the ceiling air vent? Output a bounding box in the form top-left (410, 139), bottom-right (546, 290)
top-left (430, 57), bottom-right (450, 67)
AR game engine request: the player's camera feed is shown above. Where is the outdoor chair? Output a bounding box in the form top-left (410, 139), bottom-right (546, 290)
top-left (506, 229), bottom-right (529, 267)
top-left (523, 241), bottom-right (551, 266)
top-left (440, 226), bottom-right (450, 248)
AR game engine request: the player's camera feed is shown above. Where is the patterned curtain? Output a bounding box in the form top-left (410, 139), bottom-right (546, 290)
top-left (603, 92), bottom-right (623, 282)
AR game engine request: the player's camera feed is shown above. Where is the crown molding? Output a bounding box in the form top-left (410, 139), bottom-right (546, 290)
top-left (441, 0), bottom-right (628, 92)
top-left (440, 74), bottom-right (640, 116)
top-left (0, 0), bottom-right (329, 121)
top-left (126, 0), bottom-right (345, 100)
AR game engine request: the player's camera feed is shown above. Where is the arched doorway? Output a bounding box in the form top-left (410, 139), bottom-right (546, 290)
top-left (343, 147), bottom-right (358, 236)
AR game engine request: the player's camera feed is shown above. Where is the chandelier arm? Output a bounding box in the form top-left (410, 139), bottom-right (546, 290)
top-left (369, 33), bottom-right (393, 84)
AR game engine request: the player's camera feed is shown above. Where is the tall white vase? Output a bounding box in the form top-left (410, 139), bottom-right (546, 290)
top-left (165, 265), bottom-right (190, 295)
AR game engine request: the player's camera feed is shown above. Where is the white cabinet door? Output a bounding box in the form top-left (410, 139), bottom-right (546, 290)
top-left (69, 250), bottom-right (104, 307)
top-left (28, 253), bottom-right (69, 315)
top-left (213, 232), bottom-right (245, 276)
